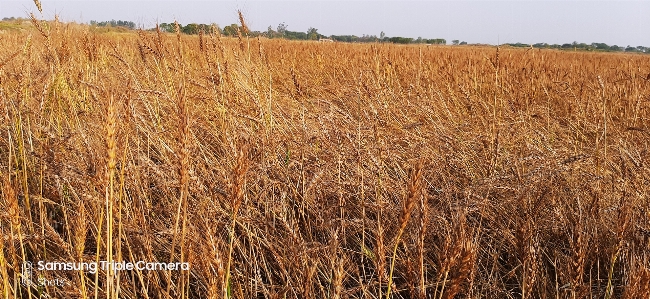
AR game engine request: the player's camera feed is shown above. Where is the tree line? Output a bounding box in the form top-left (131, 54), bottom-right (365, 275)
top-left (90, 19), bottom-right (136, 29)
top-left (152, 21), bottom-right (448, 45)
top-left (75, 19), bottom-right (650, 51)
top-left (506, 42), bottom-right (649, 53)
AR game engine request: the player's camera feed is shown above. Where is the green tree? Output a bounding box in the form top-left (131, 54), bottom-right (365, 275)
top-left (592, 43), bottom-right (609, 50)
top-left (624, 45), bottom-right (639, 52)
top-left (452, 40), bottom-right (459, 45)
top-left (182, 23), bottom-right (200, 35)
top-left (159, 23), bottom-right (175, 33)
top-left (388, 37), bottom-right (412, 44)
top-left (267, 25), bottom-right (276, 37)
top-left (307, 27), bottom-right (319, 40)
top-left (223, 24), bottom-right (239, 36)
top-left (277, 22), bottom-right (287, 35)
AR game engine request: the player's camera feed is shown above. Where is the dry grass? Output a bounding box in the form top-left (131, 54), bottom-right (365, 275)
top-left (1, 13), bottom-right (650, 299)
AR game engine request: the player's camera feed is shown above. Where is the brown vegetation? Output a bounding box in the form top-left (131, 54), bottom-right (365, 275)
top-left (1, 13), bottom-right (650, 299)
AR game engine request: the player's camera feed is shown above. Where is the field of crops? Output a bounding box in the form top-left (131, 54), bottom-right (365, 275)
top-left (1, 16), bottom-right (650, 299)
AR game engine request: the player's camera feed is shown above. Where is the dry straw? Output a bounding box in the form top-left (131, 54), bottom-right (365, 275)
top-left (224, 145), bottom-right (249, 299)
top-left (105, 95), bottom-right (117, 299)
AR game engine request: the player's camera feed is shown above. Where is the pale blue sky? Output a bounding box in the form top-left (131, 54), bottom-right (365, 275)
top-left (1, 1), bottom-right (649, 46)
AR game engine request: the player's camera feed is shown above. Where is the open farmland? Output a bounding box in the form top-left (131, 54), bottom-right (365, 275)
top-left (1, 18), bottom-right (650, 299)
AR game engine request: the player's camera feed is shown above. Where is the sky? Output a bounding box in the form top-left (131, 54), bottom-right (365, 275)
top-left (1, 0), bottom-right (649, 47)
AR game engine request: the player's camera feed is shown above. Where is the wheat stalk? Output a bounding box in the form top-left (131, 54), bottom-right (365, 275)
top-left (237, 10), bottom-right (249, 35)
top-left (169, 86), bottom-right (190, 298)
top-left (386, 162), bottom-right (422, 298)
top-left (5, 177), bottom-right (32, 299)
top-left (105, 95), bottom-right (117, 299)
top-left (224, 146), bottom-right (248, 299)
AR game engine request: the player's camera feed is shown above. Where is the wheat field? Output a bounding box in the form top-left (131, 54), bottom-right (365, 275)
top-left (1, 14), bottom-right (650, 299)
